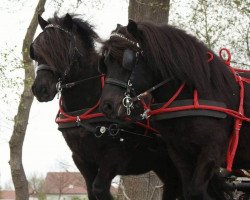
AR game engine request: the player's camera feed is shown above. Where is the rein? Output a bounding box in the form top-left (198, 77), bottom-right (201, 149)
top-left (133, 78), bottom-right (173, 101)
top-left (59, 74), bottom-right (104, 89)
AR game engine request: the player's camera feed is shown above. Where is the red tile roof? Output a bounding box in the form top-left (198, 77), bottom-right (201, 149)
top-left (44, 172), bottom-right (118, 195)
top-left (44, 172), bottom-right (87, 195)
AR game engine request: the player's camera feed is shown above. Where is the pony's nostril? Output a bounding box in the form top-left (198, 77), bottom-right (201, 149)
top-left (102, 102), bottom-right (114, 115)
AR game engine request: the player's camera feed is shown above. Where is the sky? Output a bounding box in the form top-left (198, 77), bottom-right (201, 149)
top-left (0, 0), bottom-right (128, 187)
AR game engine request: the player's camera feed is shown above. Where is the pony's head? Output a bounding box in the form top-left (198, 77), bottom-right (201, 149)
top-left (99, 21), bottom-right (155, 119)
top-left (31, 13), bottom-right (98, 102)
top-left (100, 19), bottom-right (237, 119)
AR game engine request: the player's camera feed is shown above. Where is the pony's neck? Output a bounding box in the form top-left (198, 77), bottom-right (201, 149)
top-left (152, 79), bottom-right (193, 103)
top-left (61, 55), bottom-right (102, 112)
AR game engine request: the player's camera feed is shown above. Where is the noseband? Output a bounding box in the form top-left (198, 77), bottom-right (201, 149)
top-left (35, 63), bottom-right (57, 74)
top-left (104, 77), bottom-right (135, 115)
top-left (105, 78), bottom-right (128, 89)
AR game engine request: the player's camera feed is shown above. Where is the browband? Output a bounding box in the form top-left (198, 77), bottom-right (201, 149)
top-left (44, 24), bottom-right (70, 34)
top-left (110, 32), bottom-right (140, 48)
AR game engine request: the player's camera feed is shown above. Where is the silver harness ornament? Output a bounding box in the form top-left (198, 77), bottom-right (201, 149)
top-left (56, 80), bottom-right (62, 99)
top-left (122, 80), bottom-right (134, 115)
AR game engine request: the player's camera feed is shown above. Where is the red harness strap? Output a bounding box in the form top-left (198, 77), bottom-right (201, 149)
top-left (147, 48), bottom-right (250, 172)
top-left (56, 75), bottom-right (106, 124)
top-left (55, 98), bottom-right (104, 124)
top-left (221, 48), bottom-right (244, 171)
top-left (55, 76), bottom-right (160, 135)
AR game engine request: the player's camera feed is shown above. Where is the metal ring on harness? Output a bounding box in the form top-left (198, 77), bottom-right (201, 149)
top-left (95, 126), bottom-right (106, 138)
top-left (109, 124), bottom-right (120, 136)
top-left (122, 94), bottom-right (134, 115)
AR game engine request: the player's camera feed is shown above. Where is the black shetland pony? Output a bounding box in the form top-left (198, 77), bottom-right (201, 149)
top-left (31, 14), bottom-right (182, 200)
top-left (99, 20), bottom-right (250, 200)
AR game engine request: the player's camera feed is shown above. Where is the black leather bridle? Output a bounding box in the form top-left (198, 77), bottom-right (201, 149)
top-left (34, 23), bottom-right (82, 77)
top-left (103, 32), bottom-right (173, 116)
top-left (33, 24), bottom-right (103, 93)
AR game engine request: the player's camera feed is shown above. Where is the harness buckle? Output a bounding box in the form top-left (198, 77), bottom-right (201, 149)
top-left (56, 80), bottom-right (62, 99)
top-left (109, 124), bottom-right (120, 136)
top-left (99, 126), bottom-right (107, 134)
top-left (76, 116), bottom-right (81, 126)
top-left (95, 126), bottom-right (106, 138)
top-left (122, 93), bottom-right (134, 115)
top-left (141, 109), bottom-right (151, 119)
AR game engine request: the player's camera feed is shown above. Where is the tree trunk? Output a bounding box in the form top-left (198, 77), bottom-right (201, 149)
top-left (117, 172), bottom-right (163, 200)
top-left (128, 0), bottom-right (170, 24)
top-left (9, 1), bottom-right (46, 199)
top-left (117, 1), bottom-right (171, 199)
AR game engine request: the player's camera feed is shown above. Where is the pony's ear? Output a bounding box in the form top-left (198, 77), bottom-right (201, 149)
top-left (116, 24), bottom-right (122, 30)
top-left (98, 56), bottom-right (107, 74)
top-left (38, 14), bottom-right (49, 30)
top-left (123, 49), bottom-right (136, 71)
top-left (63, 13), bottom-right (73, 30)
top-left (127, 19), bottom-right (138, 37)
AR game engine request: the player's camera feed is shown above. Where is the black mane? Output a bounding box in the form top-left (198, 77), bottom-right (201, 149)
top-left (102, 22), bottom-right (238, 98)
top-left (133, 22), bottom-right (236, 97)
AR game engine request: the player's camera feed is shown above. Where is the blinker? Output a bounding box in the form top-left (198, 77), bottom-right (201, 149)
top-left (123, 49), bottom-right (136, 71)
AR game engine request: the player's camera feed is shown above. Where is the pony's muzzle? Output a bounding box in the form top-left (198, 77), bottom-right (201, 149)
top-left (101, 101), bottom-right (115, 117)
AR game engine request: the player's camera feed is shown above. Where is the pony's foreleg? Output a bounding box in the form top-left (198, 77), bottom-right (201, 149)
top-left (188, 143), bottom-right (225, 200)
top-left (92, 173), bottom-right (114, 200)
top-left (154, 157), bottom-right (183, 200)
top-left (92, 155), bottom-right (118, 200)
top-left (72, 154), bottom-right (99, 200)
top-left (162, 183), bottom-right (184, 200)
top-left (166, 144), bottom-right (193, 200)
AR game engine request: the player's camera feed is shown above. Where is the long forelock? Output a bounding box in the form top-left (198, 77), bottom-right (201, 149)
top-left (33, 29), bottom-right (71, 74)
top-left (101, 26), bottom-right (140, 65)
top-left (137, 23), bottom-right (207, 85)
top-left (34, 14), bottom-right (99, 73)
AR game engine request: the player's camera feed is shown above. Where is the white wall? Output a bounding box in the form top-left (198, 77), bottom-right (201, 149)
top-left (46, 194), bottom-right (88, 200)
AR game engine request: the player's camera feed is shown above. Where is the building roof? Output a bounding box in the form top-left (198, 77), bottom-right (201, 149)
top-left (44, 171), bottom-right (118, 196)
top-left (0, 190), bottom-right (15, 200)
top-left (44, 172), bottom-right (87, 195)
